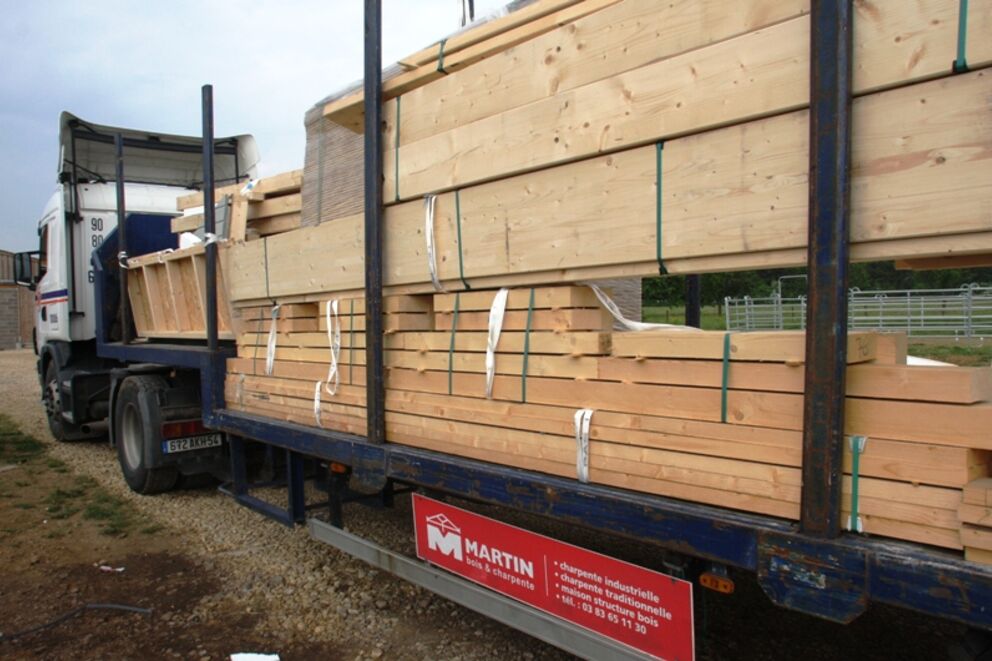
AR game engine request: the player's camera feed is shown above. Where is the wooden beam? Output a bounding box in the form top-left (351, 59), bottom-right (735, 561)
top-left (176, 169), bottom-right (303, 211)
top-left (322, 0), bottom-right (594, 131)
top-left (386, 4), bottom-right (992, 201)
top-left (226, 73), bottom-right (992, 303)
top-left (389, 0), bottom-right (809, 147)
top-left (611, 330), bottom-right (877, 363)
top-left (895, 254), bottom-right (992, 270)
top-left (170, 214), bottom-right (202, 233)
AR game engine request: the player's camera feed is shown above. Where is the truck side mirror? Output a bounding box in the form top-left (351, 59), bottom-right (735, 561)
top-left (14, 251), bottom-right (38, 290)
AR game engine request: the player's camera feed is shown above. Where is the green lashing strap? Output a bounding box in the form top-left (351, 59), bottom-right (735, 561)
top-left (720, 332), bottom-right (732, 423)
top-left (655, 141), bottom-right (667, 275)
top-left (521, 288), bottom-right (535, 402)
top-left (448, 293), bottom-right (461, 395)
top-left (847, 435), bottom-right (868, 533)
top-left (455, 190), bottom-right (471, 290)
top-left (954, 0), bottom-right (970, 73)
top-left (348, 299), bottom-right (355, 385)
top-left (393, 96), bottom-right (401, 202)
top-left (437, 38), bottom-right (449, 74)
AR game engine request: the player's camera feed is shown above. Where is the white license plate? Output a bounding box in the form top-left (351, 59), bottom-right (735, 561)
top-left (162, 433), bottom-right (223, 454)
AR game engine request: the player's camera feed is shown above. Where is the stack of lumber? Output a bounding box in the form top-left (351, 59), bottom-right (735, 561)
top-left (224, 285), bottom-right (992, 554)
top-left (124, 170), bottom-right (302, 339)
top-left (961, 479), bottom-right (992, 563)
top-left (225, 0), bottom-right (992, 306)
top-left (172, 169), bottom-right (303, 241)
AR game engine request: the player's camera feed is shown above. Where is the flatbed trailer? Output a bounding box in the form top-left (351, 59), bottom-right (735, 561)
top-left (79, 1), bottom-right (992, 658)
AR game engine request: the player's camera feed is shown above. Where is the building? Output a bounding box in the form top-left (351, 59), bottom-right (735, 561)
top-left (0, 250), bottom-right (35, 350)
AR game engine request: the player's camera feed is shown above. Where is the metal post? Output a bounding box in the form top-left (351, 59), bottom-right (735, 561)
top-left (684, 275), bottom-right (702, 328)
top-left (202, 85), bottom-right (218, 355)
top-left (800, 0), bottom-right (853, 537)
top-left (114, 133), bottom-right (131, 345)
top-left (363, 0), bottom-right (386, 444)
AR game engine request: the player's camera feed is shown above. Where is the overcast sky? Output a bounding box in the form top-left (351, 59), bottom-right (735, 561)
top-left (0, 0), bottom-right (506, 252)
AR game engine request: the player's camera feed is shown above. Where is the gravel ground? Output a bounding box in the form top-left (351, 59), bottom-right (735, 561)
top-left (0, 348), bottom-right (972, 660)
top-left (0, 349), bottom-right (569, 660)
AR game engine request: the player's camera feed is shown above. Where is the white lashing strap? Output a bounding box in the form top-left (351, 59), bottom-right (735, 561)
top-left (573, 408), bottom-right (594, 483)
top-left (264, 304), bottom-right (281, 376)
top-left (324, 299), bottom-right (342, 396)
top-left (485, 288), bottom-right (510, 399)
top-left (424, 194), bottom-right (445, 292)
top-left (203, 232), bottom-right (220, 246)
top-left (156, 248), bottom-right (175, 264)
top-left (585, 283), bottom-right (702, 332)
top-left (117, 251), bottom-right (130, 269)
top-left (313, 380), bottom-right (324, 428)
top-left (240, 179), bottom-right (259, 197)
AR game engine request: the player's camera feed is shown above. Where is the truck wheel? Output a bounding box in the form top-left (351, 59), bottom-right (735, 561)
top-left (42, 361), bottom-right (66, 442)
top-left (115, 375), bottom-right (178, 495)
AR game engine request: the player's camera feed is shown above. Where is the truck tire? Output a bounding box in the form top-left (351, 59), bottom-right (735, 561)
top-left (42, 360), bottom-right (66, 442)
top-left (114, 375), bottom-right (178, 495)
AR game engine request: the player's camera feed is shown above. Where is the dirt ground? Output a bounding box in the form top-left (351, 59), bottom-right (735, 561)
top-left (0, 348), bottom-right (978, 660)
top-left (0, 413), bottom-right (330, 660)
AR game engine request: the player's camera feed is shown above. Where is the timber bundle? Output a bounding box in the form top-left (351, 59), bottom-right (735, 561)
top-left (129, 0), bottom-right (992, 558)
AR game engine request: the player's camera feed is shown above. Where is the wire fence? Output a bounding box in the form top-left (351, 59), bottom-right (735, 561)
top-left (724, 284), bottom-right (992, 338)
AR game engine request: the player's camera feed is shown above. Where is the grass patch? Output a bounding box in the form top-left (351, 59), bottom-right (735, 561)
top-left (642, 305), bottom-right (725, 330)
top-left (908, 343), bottom-right (992, 367)
top-left (0, 415), bottom-right (45, 464)
top-left (82, 492), bottom-right (135, 536)
top-left (140, 523), bottom-right (165, 535)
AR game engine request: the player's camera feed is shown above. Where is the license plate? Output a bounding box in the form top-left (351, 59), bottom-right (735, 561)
top-left (162, 433), bottom-right (223, 454)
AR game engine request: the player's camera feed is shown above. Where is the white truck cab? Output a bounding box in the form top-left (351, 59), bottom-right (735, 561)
top-left (17, 112), bottom-right (257, 464)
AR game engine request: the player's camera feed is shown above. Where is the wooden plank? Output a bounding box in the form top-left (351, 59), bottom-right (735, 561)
top-left (317, 296), bottom-right (434, 315)
top-left (126, 268), bottom-right (153, 335)
top-left (896, 254), bottom-right (992, 270)
top-left (226, 389), bottom-right (963, 547)
top-left (247, 193), bottom-right (302, 220)
top-left (236, 330), bottom-right (612, 355)
top-left (322, 0), bottom-right (591, 131)
top-left (598, 358), bottom-right (992, 405)
top-left (229, 359), bottom-right (992, 450)
top-left (171, 214), bottom-right (202, 233)
top-left (248, 212), bottom-right (302, 237)
top-left (433, 286), bottom-right (601, 312)
top-left (964, 478), bottom-right (992, 506)
top-left (611, 330), bottom-right (876, 364)
top-left (164, 260), bottom-right (192, 331)
top-left (434, 308), bottom-right (610, 331)
top-left (966, 547), bottom-right (992, 564)
top-left (873, 333), bottom-right (907, 365)
top-left (227, 73), bottom-right (992, 303)
top-left (391, 0), bottom-right (809, 147)
top-left (959, 503), bottom-right (992, 527)
top-left (961, 525), bottom-right (992, 551)
top-left (226, 372), bottom-right (984, 488)
top-left (127, 243), bottom-right (205, 269)
top-left (178, 257), bottom-right (205, 330)
top-left (386, 3), bottom-right (992, 201)
top-left (176, 170), bottom-right (303, 210)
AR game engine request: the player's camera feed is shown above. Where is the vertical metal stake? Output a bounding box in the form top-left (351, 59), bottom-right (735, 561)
top-left (114, 133), bottom-right (131, 345)
top-left (363, 0), bottom-right (386, 444)
top-left (685, 275), bottom-right (702, 328)
top-left (800, 0), bottom-right (853, 537)
top-left (202, 84), bottom-right (218, 356)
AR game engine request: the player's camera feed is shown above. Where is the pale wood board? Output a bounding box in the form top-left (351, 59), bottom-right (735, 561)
top-left (227, 73), bottom-right (992, 303)
top-left (385, 5), bottom-right (992, 201)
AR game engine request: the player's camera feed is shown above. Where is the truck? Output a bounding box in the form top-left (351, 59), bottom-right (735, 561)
top-left (13, 2), bottom-right (992, 659)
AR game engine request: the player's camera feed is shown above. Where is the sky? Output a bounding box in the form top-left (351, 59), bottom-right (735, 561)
top-left (0, 0), bottom-right (507, 253)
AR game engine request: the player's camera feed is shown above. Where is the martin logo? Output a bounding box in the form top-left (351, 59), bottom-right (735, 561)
top-left (425, 513), bottom-right (463, 561)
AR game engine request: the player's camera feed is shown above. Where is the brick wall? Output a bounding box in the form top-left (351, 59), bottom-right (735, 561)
top-left (18, 286), bottom-right (34, 349)
top-left (0, 286), bottom-right (19, 349)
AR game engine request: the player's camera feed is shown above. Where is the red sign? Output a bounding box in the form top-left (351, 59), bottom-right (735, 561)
top-left (412, 494), bottom-right (694, 661)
